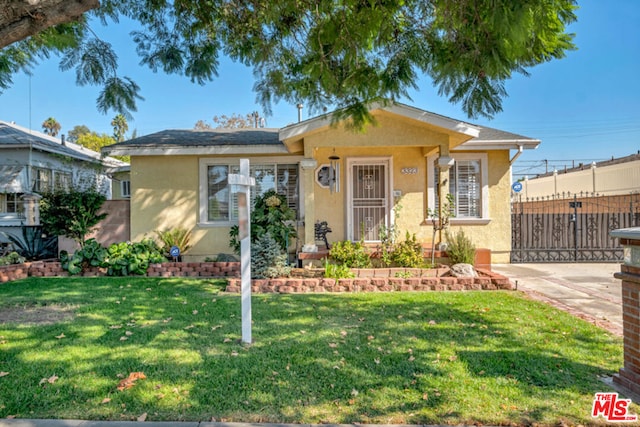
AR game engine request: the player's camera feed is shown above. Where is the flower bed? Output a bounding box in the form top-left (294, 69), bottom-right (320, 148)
top-left (225, 268), bottom-right (512, 293)
top-left (0, 261), bottom-right (241, 283)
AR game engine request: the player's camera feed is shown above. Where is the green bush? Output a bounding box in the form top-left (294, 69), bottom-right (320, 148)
top-left (445, 229), bottom-right (476, 265)
top-left (40, 190), bottom-right (107, 246)
top-left (0, 251), bottom-right (26, 266)
top-left (329, 240), bottom-right (371, 268)
top-left (105, 239), bottom-right (165, 276)
top-left (60, 238), bottom-right (108, 275)
top-left (251, 233), bottom-right (291, 279)
top-left (323, 260), bottom-right (355, 279)
top-left (60, 238), bottom-right (165, 276)
top-left (390, 232), bottom-right (424, 268)
top-left (229, 190), bottom-right (296, 255)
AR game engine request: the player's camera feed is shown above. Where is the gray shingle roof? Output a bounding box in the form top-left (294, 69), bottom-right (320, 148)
top-left (109, 128), bottom-right (282, 148)
top-left (0, 121), bottom-right (127, 167)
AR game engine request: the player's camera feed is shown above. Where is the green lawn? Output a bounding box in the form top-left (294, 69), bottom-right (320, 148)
top-left (0, 277), bottom-right (634, 425)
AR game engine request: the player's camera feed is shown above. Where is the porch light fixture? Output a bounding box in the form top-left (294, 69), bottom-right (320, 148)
top-left (329, 152), bottom-right (340, 193)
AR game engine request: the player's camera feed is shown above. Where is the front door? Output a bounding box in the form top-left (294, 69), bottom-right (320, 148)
top-left (348, 158), bottom-right (391, 241)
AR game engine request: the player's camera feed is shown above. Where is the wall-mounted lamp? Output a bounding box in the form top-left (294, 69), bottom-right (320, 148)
top-left (329, 152), bottom-right (340, 193)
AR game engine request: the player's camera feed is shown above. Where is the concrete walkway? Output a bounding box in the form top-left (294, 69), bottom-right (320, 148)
top-left (492, 263), bottom-right (623, 336)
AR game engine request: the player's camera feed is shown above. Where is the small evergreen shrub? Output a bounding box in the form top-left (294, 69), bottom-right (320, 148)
top-left (445, 229), bottom-right (476, 265)
top-left (329, 240), bottom-right (371, 268)
top-left (251, 233), bottom-right (291, 279)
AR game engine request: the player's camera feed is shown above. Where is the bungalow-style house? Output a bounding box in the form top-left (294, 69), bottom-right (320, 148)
top-left (0, 120), bottom-right (127, 235)
top-left (103, 102), bottom-right (539, 264)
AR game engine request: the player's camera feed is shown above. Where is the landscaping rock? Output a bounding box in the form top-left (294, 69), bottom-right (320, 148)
top-left (450, 263), bottom-right (478, 278)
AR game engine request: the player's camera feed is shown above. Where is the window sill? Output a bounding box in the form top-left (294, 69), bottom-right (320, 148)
top-left (421, 218), bottom-right (492, 226)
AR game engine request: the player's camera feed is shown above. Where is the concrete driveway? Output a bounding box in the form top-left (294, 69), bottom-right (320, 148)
top-left (492, 263), bottom-right (623, 336)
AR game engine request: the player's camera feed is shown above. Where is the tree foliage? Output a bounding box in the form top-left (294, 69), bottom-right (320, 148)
top-left (76, 131), bottom-right (116, 152)
top-left (0, 0), bottom-right (577, 125)
top-left (40, 190), bottom-right (107, 246)
top-left (67, 124), bottom-right (91, 142)
top-left (42, 117), bottom-right (61, 136)
top-left (111, 113), bottom-right (128, 142)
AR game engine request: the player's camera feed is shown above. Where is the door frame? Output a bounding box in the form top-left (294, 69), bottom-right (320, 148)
top-left (345, 156), bottom-right (394, 241)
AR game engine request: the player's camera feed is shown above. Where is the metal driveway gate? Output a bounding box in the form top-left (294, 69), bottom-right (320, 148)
top-left (511, 193), bottom-right (640, 263)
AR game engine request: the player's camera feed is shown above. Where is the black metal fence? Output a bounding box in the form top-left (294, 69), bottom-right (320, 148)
top-left (511, 193), bottom-right (640, 263)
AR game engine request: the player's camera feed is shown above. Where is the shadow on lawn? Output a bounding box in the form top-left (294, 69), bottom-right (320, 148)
top-left (0, 280), bottom-right (621, 424)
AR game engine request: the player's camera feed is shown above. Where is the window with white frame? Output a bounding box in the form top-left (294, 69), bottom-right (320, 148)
top-left (54, 172), bottom-right (72, 191)
top-left (428, 153), bottom-right (489, 220)
top-left (0, 193), bottom-right (23, 215)
top-left (121, 180), bottom-right (131, 198)
top-left (32, 167), bottom-right (52, 192)
top-left (200, 161), bottom-right (300, 224)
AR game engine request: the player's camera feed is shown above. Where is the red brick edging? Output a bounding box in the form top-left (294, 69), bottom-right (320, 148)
top-left (225, 268), bottom-right (512, 293)
top-left (1, 261), bottom-right (241, 282)
top-left (2, 262), bottom-right (512, 295)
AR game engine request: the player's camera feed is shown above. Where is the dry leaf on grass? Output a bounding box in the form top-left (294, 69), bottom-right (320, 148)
top-left (40, 375), bottom-right (58, 385)
top-left (0, 371), bottom-right (9, 377)
top-left (137, 412), bottom-right (147, 422)
top-left (117, 372), bottom-right (146, 391)
top-left (101, 397), bottom-right (111, 404)
top-left (55, 333), bottom-right (65, 339)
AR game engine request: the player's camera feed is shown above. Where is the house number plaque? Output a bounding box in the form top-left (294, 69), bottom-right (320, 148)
top-left (401, 167), bottom-right (418, 174)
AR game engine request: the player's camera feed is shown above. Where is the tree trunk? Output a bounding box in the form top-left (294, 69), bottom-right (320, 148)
top-left (0, 0), bottom-right (99, 49)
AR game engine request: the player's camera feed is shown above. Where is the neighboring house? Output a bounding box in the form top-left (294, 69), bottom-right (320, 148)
top-left (0, 120), bottom-right (128, 232)
top-left (110, 165), bottom-right (131, 200)
top-left (103, 102), bottom-right (539, 263)
top-left (518, 151), bottom-right (640, 200)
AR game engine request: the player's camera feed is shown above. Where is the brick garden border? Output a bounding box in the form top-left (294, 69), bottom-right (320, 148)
top-left (2, 261), bottom-right (512, 294)
top-left (225, 268), bottom-right (512, 293)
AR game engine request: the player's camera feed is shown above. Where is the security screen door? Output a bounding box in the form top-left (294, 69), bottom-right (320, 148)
top-left (348, 159), bottom-right (390, 241)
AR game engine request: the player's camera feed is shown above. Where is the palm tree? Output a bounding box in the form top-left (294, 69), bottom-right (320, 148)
top-left (111, 114), bottom-right (129, 142)
top-left (42, 117), bottom-right (61, 137)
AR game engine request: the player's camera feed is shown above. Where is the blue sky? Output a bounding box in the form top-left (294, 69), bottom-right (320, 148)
top-left (0, 1), bottom-right (638, 178)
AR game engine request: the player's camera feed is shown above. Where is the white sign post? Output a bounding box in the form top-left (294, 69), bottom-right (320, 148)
top-left (228, 159), bottom-right (255, 344)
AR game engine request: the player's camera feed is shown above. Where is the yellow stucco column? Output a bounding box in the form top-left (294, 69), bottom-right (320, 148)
top-left (437, 143), bottom-right (454, 247)
top-left (300, 158), bottom-right (318, 252)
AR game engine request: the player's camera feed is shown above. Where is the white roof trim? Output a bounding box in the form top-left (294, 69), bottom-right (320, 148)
top-left (453, 139), bottom-right (540, 151)
top-left (279, 101), bottom-right (481, 140)
top-left (105, 144), bottom-right (290, 157)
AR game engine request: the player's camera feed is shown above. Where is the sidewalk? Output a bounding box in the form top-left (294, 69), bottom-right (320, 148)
top-left (492, 263), bottom-right (623, 336)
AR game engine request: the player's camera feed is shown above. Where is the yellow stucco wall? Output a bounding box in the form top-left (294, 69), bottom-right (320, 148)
top-left (447, 150), bottom-right (512, 264)
top-left (130, 115), bottom-right (513, 263)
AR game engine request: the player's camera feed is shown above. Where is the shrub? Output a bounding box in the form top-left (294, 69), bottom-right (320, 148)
top-left (60, 238), bottom-right (108, 275)
top-left (251, 233), bottom-right (291, 279)
top-left (60, 238), bottom-right (165, 276)
top-left (155, 228), bottom-right (192, 255)
top-left (391, 232), bottom-right (424, 268)
top-left (104, 239), bottom-right (165, 276)
top-left (0, 252), bottom-right (25, 266)
top-left (40, 190), bottom-right (107, 246)
top-left (229, 190), bottom-right (296, 255)
top-left (323, 260), bottom-right (355, 279)
top-left (445, 229), bottom-right (476, 265)
top-left (329, 240), bottom-right (371, 268)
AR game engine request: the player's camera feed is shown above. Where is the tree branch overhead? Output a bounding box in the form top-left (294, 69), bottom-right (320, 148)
top-left (0, 0), bottom-right (99, 49)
